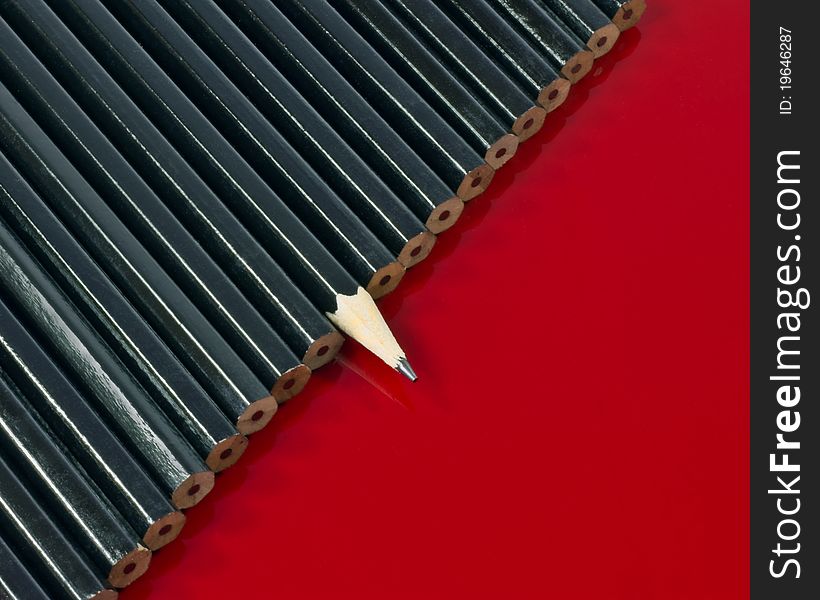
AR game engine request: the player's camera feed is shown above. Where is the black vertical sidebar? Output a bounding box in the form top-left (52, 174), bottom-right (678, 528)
top-left (751, 1), bottom-right (818, 598)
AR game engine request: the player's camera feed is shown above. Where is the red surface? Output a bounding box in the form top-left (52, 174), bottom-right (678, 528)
top-left (126, 1), bottom-right (750, 598)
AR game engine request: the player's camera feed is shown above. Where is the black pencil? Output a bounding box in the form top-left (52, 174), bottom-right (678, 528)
top-left (282, 0), bottom-right (519, 168)
top-left (371, 0), bottom-right (547, 142)
top-left (0, 534), bottom-right (51, 600)
top-left (116, 0), bottom-right (436, 269)
top-left (0, 454), bottom-right (118, 600)
top-left (0, 81), bottom-right (297, 429)
top-left (591, 0), bottom-right (647, 31)
top-left (44, 0), bottom-right (415, 281)
top-left (330, 0), bottom-right (538, 150)
top-left (0, 153), bottom-right (250, 470)
top-left (0, 222), bottom-right (214, 510)
top-left (0, 16), bottom-right (341, 374)
top-left (237, 0), bottom-right (495, 198)
top-left (0, 375), bottom-right (151, 588)
top-left (1, 0), bottom-right (416, 378)
top-left (172, 0), bottom-right (463, 232)
top-left (219, 0), bottom-right (487, 204)
top-left (0, 6), bottom-right (311, 406)
top-left (0, 298), bottom-right (185, 551)
top-left (437, 0), bottom-right (571, 112)
top-left (537, 0), bottom-right (620, 58)
top-left (487, 0), bottom-right (594, 83)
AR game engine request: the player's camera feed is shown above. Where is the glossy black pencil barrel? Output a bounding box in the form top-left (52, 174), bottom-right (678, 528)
top-left (0, 14), bottom-right (341, 373)
top-left (536, 0), bottom-right (620, 57)
top-left (0, 17), bottom-right (322, 394)
top-left (245, 0), bottom-right (494, 198)
top-left (488, 0), bottom-right (594, 83)
top-left (0, 297), bottom-right (185, 551)
top-left (2, 0), bottom-right (415, 377)
top-left (0, 152), bottom-right (249, 470)
top-left (331, 0), bottom-right (526, 154)
top-left (0, 375), bottom-right (151, 588)
top-left (47, 0), bottom-right (403, 287)
top-left (218, 0), bottom-right (486, 203)
top-left (0, 534), bottom-right (52, 600)
top-left (0, 212), bottom-right (213, 509)
top-left (0, 2), bottom-right (309, 404)
top-left (375, 0), bottom-right (547, 141)
top-left (12, 0), bottom-right (400, 299)
top-left (137, 0), bottom-right (435, 269)
top-left (281, 0), bottom-right (517, 167)
top-left (182, 0), bottom-right (462, 231)
top-left (0, 454), bottom-right (117, 600)
top-left (437, 0), bottom-right (570, 112)
top-left (0, 77), bottom-right (291, 431)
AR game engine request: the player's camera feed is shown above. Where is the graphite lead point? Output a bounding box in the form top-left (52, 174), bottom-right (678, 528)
top-left (396, 358), bottom-right (418, 382)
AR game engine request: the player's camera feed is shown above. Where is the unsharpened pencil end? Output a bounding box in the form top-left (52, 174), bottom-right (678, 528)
top-left (396, 357), bottom-right (418, 382)
top-left (614, 0), bottom-right (647, 31)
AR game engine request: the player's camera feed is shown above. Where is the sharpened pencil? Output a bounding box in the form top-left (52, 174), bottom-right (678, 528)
top-left (437, 0), bottom-right (571, 112)
top-left (0, 0), bottom-right (416, 378)
top-left (0, 454), bottom-right (119, 600)
top-left (488, 0), bottom-right (595, 83)
top-left (0, 375), bottom-right (151, 588)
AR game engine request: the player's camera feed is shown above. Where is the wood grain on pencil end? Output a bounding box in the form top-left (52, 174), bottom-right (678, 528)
top-left (366, 261), bottom-right (405, 299)
top-left (484, 133), bottom-right (518, 169)
top-left (398, 231), bottom-right (436, 268)
top-left (271, 364), bottom-right (311, 403)
top-left (142, 511), bottom-right (186, 551)
top-left (107, 545), bottom-right (151, 588)
top-left (206, 434), bottom-right (249, 472)
top-left (236, 395), bottom-right (278, 434)
top-left (561, 50), bottom-right (594, 83)
top-left (512, 106), bottom-right (547, 142)
top-left (425, 196), bottom-right (464, 234)
top-left (538, 77), bottom-right (571, 113)
top-left (588, 23), bottom-right (620, 57)
top-left (457, 163), bottom-right (495, 201)
top-left (303, 331), bottom-right (345, 370)
top-left (171, 471), bottom-right (215, 509)
top-left (615, 0), bottom-right (647, 31)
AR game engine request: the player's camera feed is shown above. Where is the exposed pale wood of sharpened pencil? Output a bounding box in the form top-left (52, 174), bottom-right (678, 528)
top-left (327, 287), bottom-right (412, 377)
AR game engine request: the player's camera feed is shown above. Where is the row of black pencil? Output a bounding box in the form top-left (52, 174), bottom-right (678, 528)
top-left (0, 0), bottom-right (646, 597)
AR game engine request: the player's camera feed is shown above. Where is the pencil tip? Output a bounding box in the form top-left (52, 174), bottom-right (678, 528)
top-left (326, 288), bottom-right (412, 377)
top-left (395, 357), bottom-right (417, 382)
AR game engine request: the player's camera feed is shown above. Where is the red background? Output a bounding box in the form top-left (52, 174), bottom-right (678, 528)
top-left (126, 1), bottom-right (750, 598)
